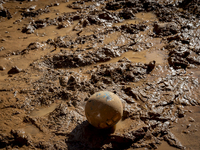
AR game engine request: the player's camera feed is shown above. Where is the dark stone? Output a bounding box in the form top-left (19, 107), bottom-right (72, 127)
top-left (8, 66), bottom-right (22, 74)
top-left (146, 61), bottom-right (156, 73)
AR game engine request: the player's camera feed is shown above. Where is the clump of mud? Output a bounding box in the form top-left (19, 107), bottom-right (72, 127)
top-left (0, 0), bottom-right (200, 150)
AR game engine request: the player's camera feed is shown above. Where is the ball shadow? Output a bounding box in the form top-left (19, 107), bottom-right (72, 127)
top-left (66, 121), bottom-right (132, 150)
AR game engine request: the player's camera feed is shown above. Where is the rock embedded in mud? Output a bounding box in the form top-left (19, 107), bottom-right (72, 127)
top-left (146, 61), bottom-right (156, 73)
top-left (8, 66), bottom-right (22, 74)
top-left (85, 91), bottom-right (123, 129)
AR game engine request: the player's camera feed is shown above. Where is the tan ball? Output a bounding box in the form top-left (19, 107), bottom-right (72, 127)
top-left (85, 91), bottom-right (123, 129)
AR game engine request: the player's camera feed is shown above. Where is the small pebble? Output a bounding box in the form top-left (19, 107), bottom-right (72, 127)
top-left (29, 5), bottom-right (36, 10)
top-left (0, 66), bottom-right (5, 71)
top-left (186, 124), bottom-right (191, 128)
top-left (182, 130), bottom-right (190, 134)
top-left (54, 2), bottom-right (59, 6)
top-left (0, 39), bottom-right (6, 42)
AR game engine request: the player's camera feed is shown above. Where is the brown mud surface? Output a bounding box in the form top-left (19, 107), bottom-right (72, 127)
top-left (0, 0), bottom-right (200, 149)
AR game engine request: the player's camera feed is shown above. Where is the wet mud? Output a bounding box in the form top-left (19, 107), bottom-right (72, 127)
top-left (0, 0), bottom-right (200, 149)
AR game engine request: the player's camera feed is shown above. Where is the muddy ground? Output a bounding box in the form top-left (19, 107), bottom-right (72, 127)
top-left (0, 0), bottom-right (200, 149)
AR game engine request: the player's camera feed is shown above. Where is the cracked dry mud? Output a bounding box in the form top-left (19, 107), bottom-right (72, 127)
top-left (0, 0), bottom-right (200, 149)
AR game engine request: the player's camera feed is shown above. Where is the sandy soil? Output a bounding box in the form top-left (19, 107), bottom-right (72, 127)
top-left (0, 0), bottom-right (200, 149)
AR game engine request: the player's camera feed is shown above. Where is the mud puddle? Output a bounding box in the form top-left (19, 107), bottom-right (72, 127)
top-left (30, 100), bottom-right (61, 117)
top-left (102, 49), bottom-right (167, 65)
top-left (115, 12), bottom-right (158, 26)
top-left (24, 124), bottom-right (41, 136)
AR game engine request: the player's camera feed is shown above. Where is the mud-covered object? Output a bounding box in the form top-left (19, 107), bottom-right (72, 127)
top-left (85, 91), bottom-right (123, 129)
